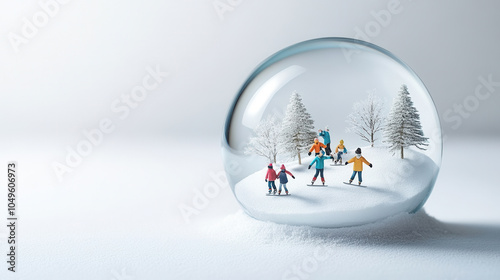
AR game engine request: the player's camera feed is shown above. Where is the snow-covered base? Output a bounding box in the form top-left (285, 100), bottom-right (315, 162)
top-left (235, 147), bottom-right (438, 227)
top-left (207, 209), bottom-right (449, 245)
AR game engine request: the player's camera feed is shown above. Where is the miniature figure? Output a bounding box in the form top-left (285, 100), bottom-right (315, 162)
top-left (265, 163), bottom-right (278, 194)
top-left (334, 139), bottom-right (347, 164)
top-left (276, 164), bottom-right (295, 195)
top-left (308, 138), bottom-right (327, 156)
top-left (318, 127), bottom-right (331, 155)
top-left (308, 150), bottom-right (333, 185)
top-left (345, 148), bottom-right (372, 186)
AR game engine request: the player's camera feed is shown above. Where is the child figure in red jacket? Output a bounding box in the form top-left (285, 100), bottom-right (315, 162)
top-left (265, 163), bottom-right (278, 194)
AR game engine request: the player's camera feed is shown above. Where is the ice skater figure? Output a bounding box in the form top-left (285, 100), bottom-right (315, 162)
top-left (319, 128), bottom-right (331, 155)
top-left (308, 150), bottom-right (333, 185)
top-left (334, 139), bottom-right (347, 164)
top-left (265, 163), bottom-right (278, 194)
top-left (276, 164), bottom-right (295, 195)
top-left (345, 148), bottom-right (372, 186)
top-left (308, 138), bottom-right (327, 156)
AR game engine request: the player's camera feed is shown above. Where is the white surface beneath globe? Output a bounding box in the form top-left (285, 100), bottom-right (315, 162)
top-left (235, 147), bottom-right (439, 227)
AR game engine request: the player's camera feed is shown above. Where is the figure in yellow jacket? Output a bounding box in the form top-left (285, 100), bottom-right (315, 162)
top-left (334, 139), bottom-right (347, 164)
top-left (308, 138), bottom-right (327, 156)
top-left (345, 148), bottom-right (372, 185)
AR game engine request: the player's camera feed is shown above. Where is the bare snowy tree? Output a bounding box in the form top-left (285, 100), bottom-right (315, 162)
top-left (245, 114), bottom-right (281, 163)
top-left (346, 92), bottom-right (385, 147)
top-left (384, 85), bottom-right (429, 159)
top-left (279, 92), bottom-right (316, 164)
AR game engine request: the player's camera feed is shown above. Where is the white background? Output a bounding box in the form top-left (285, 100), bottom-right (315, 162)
top-left (1, 1), bottom-right (499, 279)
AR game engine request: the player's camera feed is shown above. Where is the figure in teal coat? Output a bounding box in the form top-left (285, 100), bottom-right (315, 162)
top-left (308, 150), bottom-right (333, 185)
top-left (319, 128), bottom-right (331, 155)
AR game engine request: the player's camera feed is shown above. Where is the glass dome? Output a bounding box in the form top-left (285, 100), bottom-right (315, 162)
top-left (222, 38), bottom-right (442, 227)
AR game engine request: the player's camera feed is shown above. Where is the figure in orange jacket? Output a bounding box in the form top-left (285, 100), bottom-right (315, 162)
top-left (308, 138), bottom-right (326, 156)
top-left (345, 148), bottom-right (372, 185)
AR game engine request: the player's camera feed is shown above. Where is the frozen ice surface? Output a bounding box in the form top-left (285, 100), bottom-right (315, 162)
top-left (236, 147), bottom-right (438, 227)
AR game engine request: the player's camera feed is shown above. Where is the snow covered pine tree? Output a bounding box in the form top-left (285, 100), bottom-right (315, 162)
top-left (384, 85), bottom-right (429, 159)
top-left (279, 92), bottom-right (316, 164)
top-left (245, 114), bottom-right (281, 163)
top-left (347, 92), bottom-right (385, 147)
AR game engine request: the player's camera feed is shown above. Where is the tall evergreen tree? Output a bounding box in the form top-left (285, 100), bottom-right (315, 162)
top-left (245, 114), bottom-right (281, 163)
top-left (384, 85), bottom-right (428, 159)
top-left (279, 92), bottom-right (316, 164)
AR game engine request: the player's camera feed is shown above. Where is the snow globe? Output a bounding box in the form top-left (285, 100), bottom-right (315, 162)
top-left (222, 38), bottom-right (442, 227)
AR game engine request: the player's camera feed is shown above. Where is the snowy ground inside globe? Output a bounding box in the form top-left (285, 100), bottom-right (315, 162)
top-left (235, 147), bottom-right (438, 227)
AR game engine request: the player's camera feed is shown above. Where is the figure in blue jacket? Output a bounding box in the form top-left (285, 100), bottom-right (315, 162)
top-left (308, 150), bottom-right (333, 185)
top-left (276, 164), bottom-right (295, 195)
top-left (318, 127), bottom-right (331, 155)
